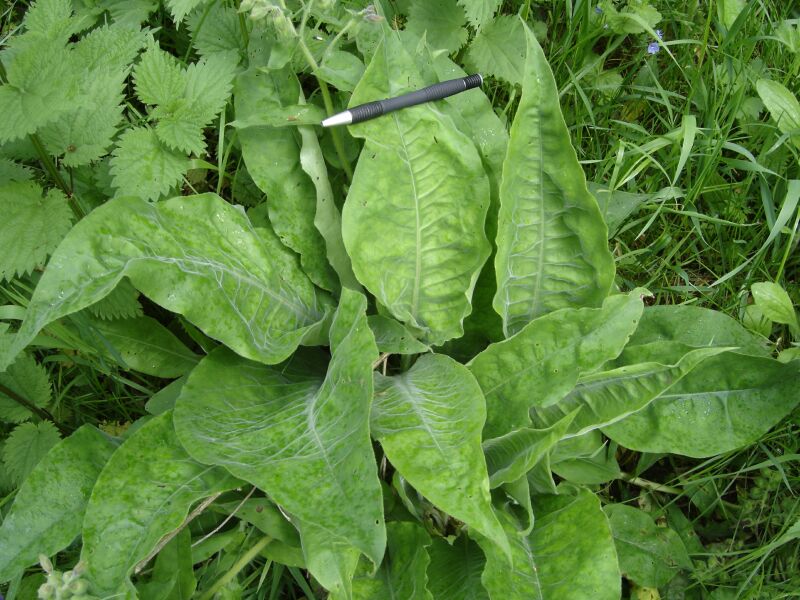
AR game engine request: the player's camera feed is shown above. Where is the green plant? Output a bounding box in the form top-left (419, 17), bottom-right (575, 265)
top-left (0, 1), bottom-right (798, 599)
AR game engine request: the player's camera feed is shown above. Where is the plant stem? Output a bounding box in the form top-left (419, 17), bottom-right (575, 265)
top-left (621, 472), bottom-right (682, 495)
top-left (0, 383), bottom-right (70, 435)
top-left (199, 535), bottom-right (272, 600)
top-left (28, 134), bottom-right (84, 219)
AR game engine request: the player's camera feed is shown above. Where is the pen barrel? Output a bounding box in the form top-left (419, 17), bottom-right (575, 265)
top-left (348, 74), bottom-right (482, 124)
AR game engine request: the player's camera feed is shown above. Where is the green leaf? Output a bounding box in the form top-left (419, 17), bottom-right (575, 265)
top-left (0, 181), bottom-right (73, 281)
top-left (620, 304), bottom-right (772, 359)
top-left (469, 289), bottom-right (645, 439)
top-left (343, 34), bottom-right (491, 346)
top-left (372, 354), bottom-right (510, 556)
top-left (85, 278), bottom-right (143, 321)
top-left (173, 290), bottom-right (385, 589)
top-left (235, 68), bottom-right (339, 291)
top-left (457, 0), bottom-right (502, 30)
top-left (756, 79), bottom-right (800, 148)
top-left (166, 0), bottom-right (211, 23)
top-left (103, 0), bottom-right (159, 28)
top-left (406, 0), bottom-right (468, 53)
top-left (604, 504), bottom-right (692, 588)
top-left (136, 528), bottom-right (196, 600)
top-left (318, 50), bottom-right (366, 92)
top-left (81, 411), bottom-right (240, 598)
top-left (493, 24), bottom-right (614, 336)
top-left (427, 536), bottom-right (488, 600)
top-left (476, 487), bottom-right (620, 600)
top-left (718, 0), bottom-right (747, 29)
top-left (531, 347), bottom-right (729, 437)
top-left (134, 44), bottom-right (186, 107)
top-left (87, 315), bottom-right (199, 378)
top-left (343, 522), bottom-right (433, 600)
top-left (603, 353), bottom-right (800, 457)
top-left (1, 193), bottom-right (326, 371)
top-left (110, 127), bottom-right (188, 200)
top-left (598, 0), bottom-right (662, 34)
top-left (0, 352), bottom-right (51, 423)
top-left (751, 281), bottom-right (799, 330)
top-left (550, 430), bottom-right (621, 485)
top-left (0, 158), bottom-right (33, 184)
top-left (464, 15), bottom-right (527, 86)
top-left (482, 411), bottom-right (576, 488)
top-left (0, 426), bottom-right (115, 584)
top-left (187, 2), bottom-right (244, 58)
top-left (1, 421), bottom-right (61, 486)
top-left (368, 315), bottom-right (430, 355)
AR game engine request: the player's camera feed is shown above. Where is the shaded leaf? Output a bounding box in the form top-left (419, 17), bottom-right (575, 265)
top-left (1, 421), bottom-right (61, 486)
top-left (368, 315), bottom-right (430, 355)
top-left (0, 352), bottom-right (51, 423)
top-left (427, 536), bottom-right (488, 600)
top-left (406, 0), bottom-right (468, 53)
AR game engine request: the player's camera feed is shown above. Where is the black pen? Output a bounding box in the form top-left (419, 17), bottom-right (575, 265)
top-left (321, 74), bottom-right (483, 127)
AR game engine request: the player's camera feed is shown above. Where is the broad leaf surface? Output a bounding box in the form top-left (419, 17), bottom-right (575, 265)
top-left (343, 32), bottom-right (491, 346)
top-left (235, 67), bottom-right (339, 291)
top-left (368, 315), bottom-right (430, 355)
top-left (469, 289), bottom-right (645, 439)
top-left (1, 193), bottom-right (326, 371)
top-left (372, 354), bottom-right (509, 555)
top-left (173, 290), bottom-right (386, 586)
top-left (532, 347), bottom-right (728, 437)
top-left (604, 504), bottom-right (692, 588)
top-left (427, 536), bottom-right (488, 600)
top-left (604, 353), bottom-right (800, 457)
top-left (476, 488), bottom-right (620, 599)
top-left (0, 426), bottom-right (115, 583)
top-left (493, 23), bottom-right (614, 336)
top-left (81, 411), bottom-right (239, 598)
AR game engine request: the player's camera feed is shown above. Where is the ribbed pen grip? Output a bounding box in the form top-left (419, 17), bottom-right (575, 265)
top-left (349, 74), bottom-right (482, 124)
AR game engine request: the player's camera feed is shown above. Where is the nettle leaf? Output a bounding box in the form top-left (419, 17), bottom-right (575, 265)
top-left (110, 127), bottom-right (188, 201)
top-left (235, 68), bottom-right (339, 292)
top-left (372, 354), bottom-right (510, 556)
top-left (406, 0), bottom-right (469, 53)
top-left (187, 2), bottom-right (244, 58)
top-left (166, 0), bottom-right (212, 23)
top-left (531, 347), bottom-right (728, 437)
top-left (1, 193), bottom-right (326, 371)
top-left (0, 426), bottom-right (115, 584)
top-left (604, 352), bottom-right (800, 457)
top-left (340, 522), bottom-right (433, 600)
top-left (343, 33), bottom-right (491, 346)
top-left (469, 289), bottom-right (646, 439)
top-left (598, 0), bottom-right (662, 35)
top-left (0, 351), bottom-right (51, 423)
top-left (483, 411), bottom-right (576, 489)
top-left (476, 488), bottom-right (620, 600)
top-left (464, 15), bottom-right (527, 86)
top-left (458, 0), bottom-right (502, 30)
top-left (81, 411), bottom-right (240, 598)
top-left (86, 315), bottom-right (199, 378)
top-left (427, 536), bottom-right (488, 600)
top-left (1, 421), bottom-right (61, 486)
top-left (493, 23), bottom-right (614, 336)
top-left (604, 504), bottom-right (692, 588)
top-left (173, 290), bottom-right (385, 594)
top-left (0, 158), bottom-right (33, 184)
top-left (0, 181), bottom-right (73, 281)
top-left (86, 278), bottom-right (143, 321)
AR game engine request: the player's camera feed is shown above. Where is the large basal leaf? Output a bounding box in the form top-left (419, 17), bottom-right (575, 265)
top-left (0, 426), bottom-right (115, 583)
top-left (476, 488), bottom-right (620, 600)
top-left (235, 67), bottom-right (339, 291)
top-left (372, 353), bottom-right (509, 556)
top-left (338, 522), bottom-right (433, 600)
top-left (81, 411), bottom-right (240, 598)
top-left (173, 290), bottom-right (385, 592)
top-left (342, 32), bottom-right (491, 346)
top-left (427, 536), bottom-right (489, 600)
top-left (1, 193), bottom-right (327, 371)
top-left (469, 289), bottom-right (645, 439)
top-left (86, 314), bottom-right (199, 378)
top-left (604, 504), bottom-right (692, 588)
top-left (532, 347), bottom-right (728, 437)
top-left (482, 411), bottom-right (576, 489)
top-left (493, 22), bottom-right (614, 337)
top-left (603, 353), bottom-right (800, 457)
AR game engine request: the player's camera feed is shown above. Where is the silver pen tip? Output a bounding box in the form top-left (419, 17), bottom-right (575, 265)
top-left (321, 111), bottom-right (353, 127)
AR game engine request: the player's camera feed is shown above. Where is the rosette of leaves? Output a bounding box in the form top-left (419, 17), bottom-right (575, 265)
top-left (0, 5), bottom-right (798, 600)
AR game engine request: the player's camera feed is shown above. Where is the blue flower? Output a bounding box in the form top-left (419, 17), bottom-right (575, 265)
top-left (647, 41), bottom-right (660, 54)
top-left (595, 5), bottom-right (603, 13)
